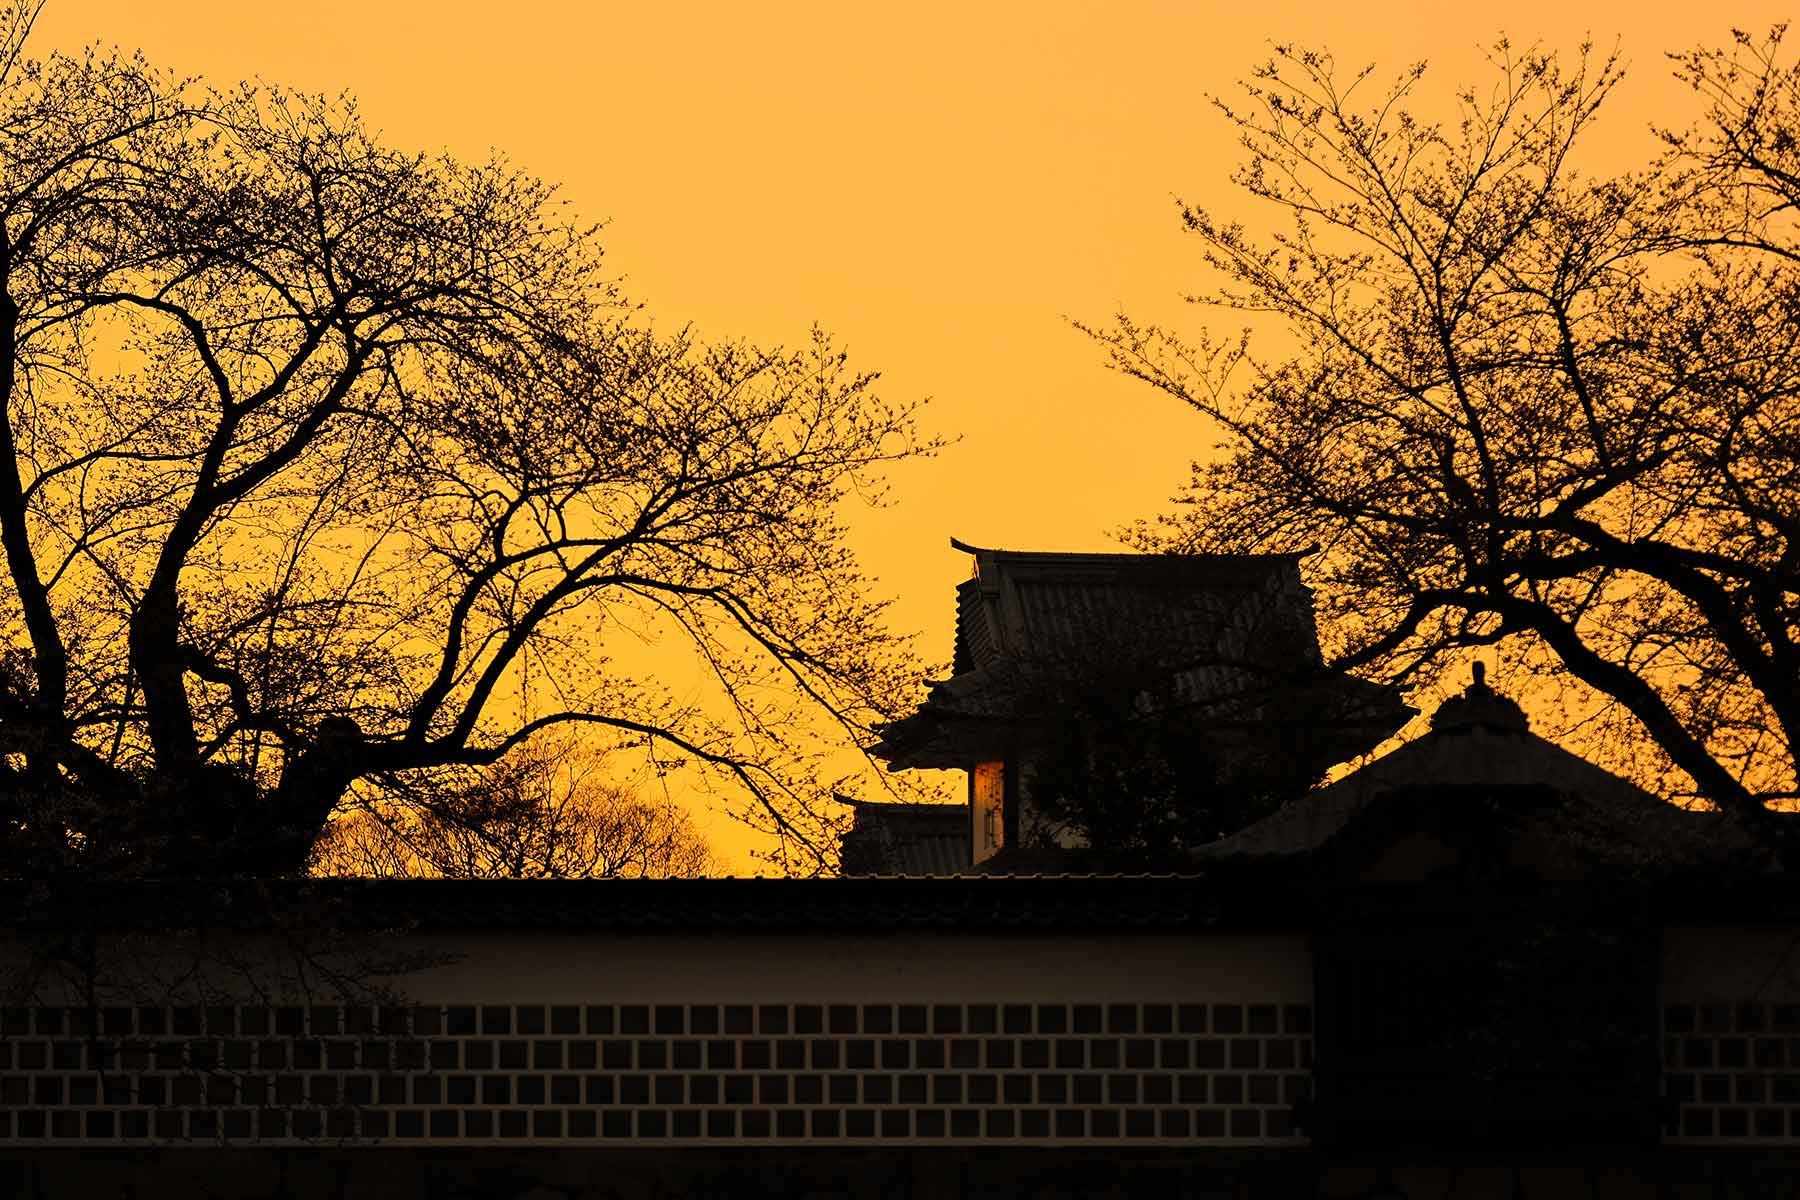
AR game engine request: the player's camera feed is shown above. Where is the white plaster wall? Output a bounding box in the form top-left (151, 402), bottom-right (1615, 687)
top-left (5, 928), bottom-right (1313, 1007)
top-left (1663, 924), bottom-right (1800, 998)
top-left (378, 929), bottom-right (1314, 1004)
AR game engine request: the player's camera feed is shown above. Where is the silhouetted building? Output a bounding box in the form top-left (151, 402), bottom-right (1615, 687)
top-left (4, 551), bottom-right (1798, 1198)
top-left (867, 540), bottom-right (1408, 868)
top-left (1201, 663), bottom-right (1769, 1154)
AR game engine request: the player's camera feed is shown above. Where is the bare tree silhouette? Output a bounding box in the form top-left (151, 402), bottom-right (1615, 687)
top-left (0, 3), bottom-right (934, 879)
top-left (1085, 30), bottom-right (1800, 836)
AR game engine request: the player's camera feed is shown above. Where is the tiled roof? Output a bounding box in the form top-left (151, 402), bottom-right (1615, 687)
top-left (947, 541), bottom-right (1319, 684)
top-left (837, 800), bottom-right (971, 876)
top-left (1201, 673), bottom-right (1765, 867)
top-left (0, 875), bottom-right (1278, 933)
top-left (878, 540), bottom-right (1409, 769)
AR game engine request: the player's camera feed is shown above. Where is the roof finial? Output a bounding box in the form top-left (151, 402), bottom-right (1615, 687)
top-left (1431, 659), bottom-right (1528, 733)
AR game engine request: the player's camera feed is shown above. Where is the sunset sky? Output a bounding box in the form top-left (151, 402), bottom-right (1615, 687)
top-left (39, 1), bottom-right (1794, 869)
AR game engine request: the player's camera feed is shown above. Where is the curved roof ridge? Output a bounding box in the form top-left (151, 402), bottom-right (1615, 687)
top-left (949, 536), bottom-right (1312, 564)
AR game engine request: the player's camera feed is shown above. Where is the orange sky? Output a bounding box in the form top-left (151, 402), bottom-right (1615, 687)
top-left (38, 1), bottom-right (1794, 869)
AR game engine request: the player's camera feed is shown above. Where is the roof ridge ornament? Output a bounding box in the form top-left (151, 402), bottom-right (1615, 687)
top-left (1429, 661), bottom-right (1530, 734)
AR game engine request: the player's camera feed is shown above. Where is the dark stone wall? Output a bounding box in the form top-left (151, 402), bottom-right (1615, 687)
top-left (3, 1149), bottom-right (1799, 1200)
top-left (3, 1148), bottom-right (1277, 1200)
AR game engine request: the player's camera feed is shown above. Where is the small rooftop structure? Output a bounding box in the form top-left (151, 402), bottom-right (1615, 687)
top-left (1203, 664), bottom-right (1765, 874)
top-left (836, 798), bottom-right (971, 876)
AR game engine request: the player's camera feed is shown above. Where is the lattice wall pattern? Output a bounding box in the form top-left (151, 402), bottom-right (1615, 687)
top-left (0, 1000), bottom-right (1313, 1145)
top-left (1663, 1001), bottom-right (1800, 1142)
